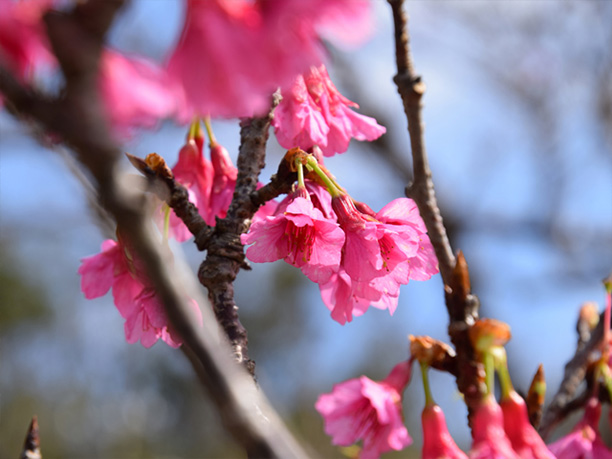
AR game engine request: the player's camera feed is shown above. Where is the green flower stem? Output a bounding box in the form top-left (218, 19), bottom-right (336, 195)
top-left (163, 204), bottom-right (171, 242)
top-left (420, 363), bottom-right (435, 408)
top-left (305, 156), bottom-right (342, 198)
top-left (493, 347), bottom-right (513, 400)
top-left (483, 350), bottom-right (495, 396)
top-left (188, 117), bottom-right (200, 141)
top-left (296, 161), bottom-right (305, 189)
top-left (203, 116), bottom-right (217, 147)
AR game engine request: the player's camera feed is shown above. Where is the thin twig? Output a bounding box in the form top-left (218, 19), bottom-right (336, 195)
top-left (126, 153), bottom-right (214, 250)
top-left (0, 2), bottom-right (305, 456)
top-left (539, 311), bottom-right (606, 439)
top-left (387, 0), bottom-right (483, 423)
top-left (198, 93), bottom-right (281, 376)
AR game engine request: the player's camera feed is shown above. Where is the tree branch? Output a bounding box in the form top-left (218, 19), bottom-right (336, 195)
top-left (387, 0), bottom-right (484, 423)
top-left (539, 310), bottom-right (606, 439)
top-left (0, 2), bottom-right (305, 456)
top-left (198, 93), bottom-right (282, 376)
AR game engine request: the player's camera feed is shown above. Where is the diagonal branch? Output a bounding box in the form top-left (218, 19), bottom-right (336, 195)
top-left (539, 311), bottom-right (606, 439)
top-left (387, 0), bottom-right (484, 423)
top-left (0, 2), bottom-right (305, 457)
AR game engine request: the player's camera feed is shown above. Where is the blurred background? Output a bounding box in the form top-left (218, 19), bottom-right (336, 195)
top-left (1, 1), bottom-right (611, 457)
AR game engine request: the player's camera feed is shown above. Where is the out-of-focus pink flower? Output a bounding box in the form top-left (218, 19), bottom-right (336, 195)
top-left (167, 0), bottom-right (374, 119)
top-left (168, 139), bottom-right (214, 240)
top-left (315, 361), bottom-right (412, 459)
top-left (500, 391), bottom-right (553, 459)
top-left (0, 0), bottom-right (54, 80)
top-left (241, 188), bottom-right (345, 284)
top-left (547, 397), bottom-right (612, 459)
top-left (78, 238), bottom-right (201, 348)
top-left (208, 143), bottom-right (237, 222)
top-left (422, 404), bottom-right (468, 459)
top-left (273, 65), bottom-right (386, 157)
top-left (469, 395), bottom-right (520, 459)
top-left (99, 50), bottom-right (178, 138)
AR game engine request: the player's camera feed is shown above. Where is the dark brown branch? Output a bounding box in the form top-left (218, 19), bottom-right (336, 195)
top-left (539, 310), bottom-right (606, 439)
top-left (20, 416), bottom-right (41, 459)
top-left (126, 153), bottom-right (214, 250)
top-left (388, 0), bottom-right (483, 424)
top-left (0, 3), bottom-right (305, 456)
top-left (198, 94), bottom-right (281, 377)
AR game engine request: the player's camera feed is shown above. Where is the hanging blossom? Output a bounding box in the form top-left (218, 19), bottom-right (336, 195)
top-left (241, 185), bottom-right (345, 284)
top-left (547, 397), bottom-right (612, 459)
top-left (499, 392), bottom-right (553, 459)
top-left (320, 195), bottom-right (438, 324)
top-left (0, 0), bottom-right (54, 80)
top-left (0, 0), bottom-right (55, 106)
top-left (469, 395), bottom-right (520, 459)
top-left (164, 120), bottom-right (275, 242)
top-left (167, 0), bottom-right (373, 119)
top-left (99, 50), bottom-right (179, 139)
top-left (315, 361), bottom-right (412, 459)
top-left (273, 64), bottom-right (386, 157)
top-left (0, 1), bottom-right (177, 134)
top-left (78, 235), bottom-right (202, 348)
top-left (241, 151), bottom-right (438, 324)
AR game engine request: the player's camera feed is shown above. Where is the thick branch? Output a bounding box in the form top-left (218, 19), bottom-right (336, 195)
top-left (387, 0), bottom-right (483, 423)
top-left (0, 2), bottom-right (304, 456)
top-left (199, 93), bottom-right (281, 376)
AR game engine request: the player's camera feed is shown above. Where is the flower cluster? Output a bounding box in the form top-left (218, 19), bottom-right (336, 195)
top-left (168, 0), bottom-right (373, 119)
top-left (273, 65), bottom-right (386, 157)
top-left (78, 234), bottom-right (201, 348)
top-left (241, 151), bottom-right (439, 324)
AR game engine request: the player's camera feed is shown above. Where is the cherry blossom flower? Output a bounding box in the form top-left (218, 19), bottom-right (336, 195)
top-left (0, 0), bottom-right (54, 81)
top-left (99, 50), bottom-right (178, 138)
top-left (167, 0), bottom-right (374, 119)
top-left (469, 395), bottom-right (520, 459)
top-left (208, 143), bottom-right (237, 222)
top-left (273, 65), bottom-right (386, 156)
top-left (547, 397), bottom-right (612, 459)
top-left (422, 404), bottom-right (468, 459)
top-left (315, 361), bottom-right (412, 459)
top-left (78, 238), bottom-right (201, 348)
top-left (241, 187), bottom-right (345, 284)
top-left (500, 391), bottom-right (553, 459)
top-left (167, 138), bottom-right (214, 240)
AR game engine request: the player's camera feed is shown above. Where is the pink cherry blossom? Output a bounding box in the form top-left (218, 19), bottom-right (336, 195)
top-left (547, 397), bottom-right (612, 459)
top-left (469, 395), bottom-right (520, 459)
top-left (273, 65), bottom-right (386, 156)
top-left (99, 50), bottom-right (178, 138)
top-left (500, 391), bottom-right (553, 459)
top-left (315, 361), bottom-right (412, 459)
top-left (0, 0), bottom-right (54, 80)
top-left (78, 238), bottom-right (201, 348)
top-left (422, 404), bottom-right (468, 459)
top-left (167, 0), bottom-right (374, 119)
top-left (167, 139), bottom-right (214, 241)
top-left (208, 143), bottom-right (237, 222)
top-left (241, 189), bottom-right (345, 284)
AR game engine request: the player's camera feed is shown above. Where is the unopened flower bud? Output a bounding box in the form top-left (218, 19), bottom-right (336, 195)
top-left (469, 318), bottom-right (511, 354)
top-left (409, 335), bottom-right (454, 368)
